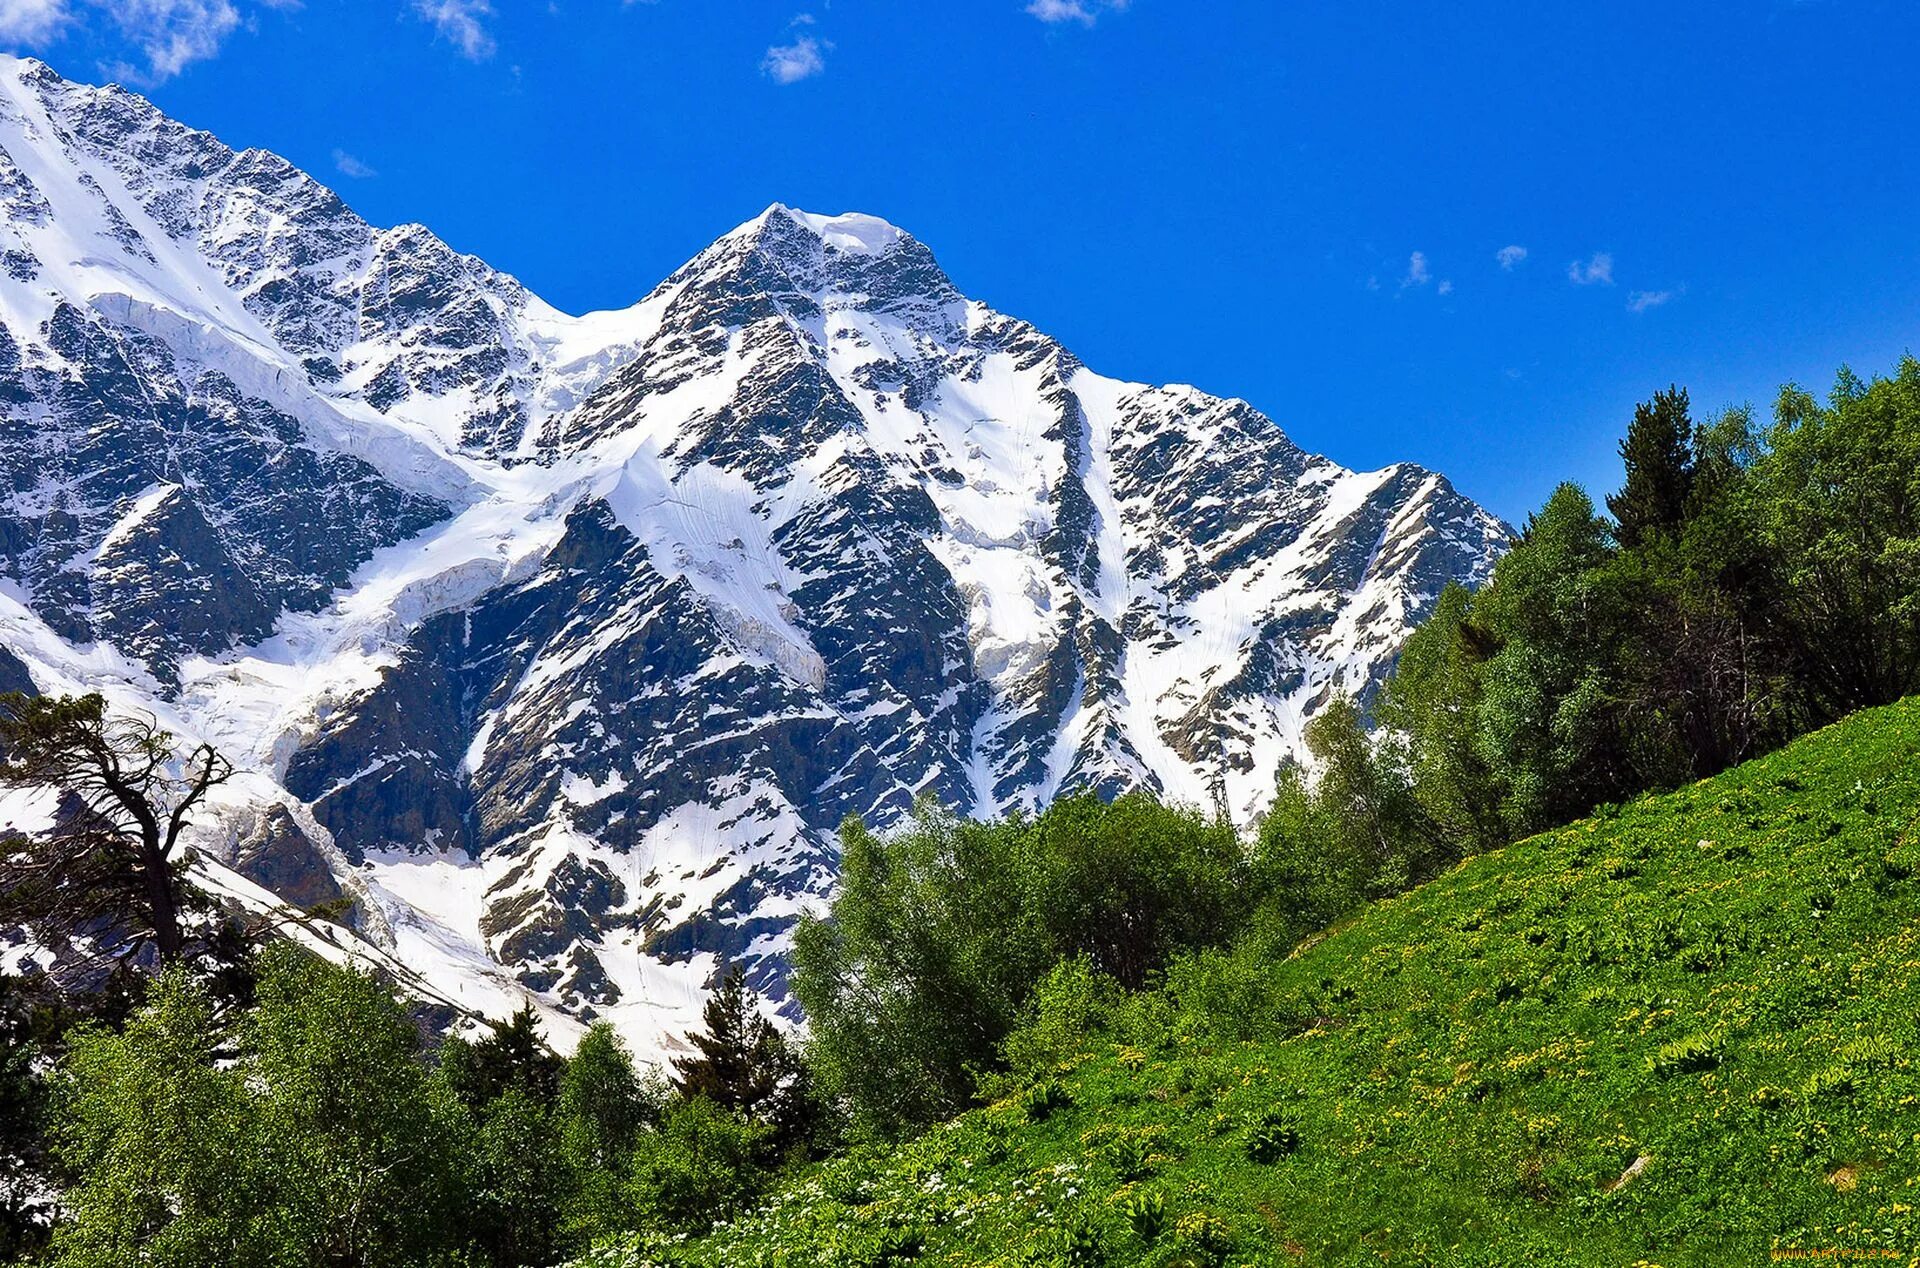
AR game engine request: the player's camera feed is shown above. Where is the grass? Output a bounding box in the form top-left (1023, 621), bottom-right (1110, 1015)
top-left (592, 697), bottom-right (1920, 1266)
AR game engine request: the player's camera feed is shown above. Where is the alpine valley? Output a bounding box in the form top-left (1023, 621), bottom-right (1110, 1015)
top-left (0, 57), bottom-right (1508, 1055)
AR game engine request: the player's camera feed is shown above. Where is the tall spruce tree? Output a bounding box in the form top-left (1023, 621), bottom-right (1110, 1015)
top-left (441, 1003), bottom-right (564, 1108)
top-left (1607, 386), bottom-right (1696, 548)
top-left (672, 965), bottom-right (811, 1148)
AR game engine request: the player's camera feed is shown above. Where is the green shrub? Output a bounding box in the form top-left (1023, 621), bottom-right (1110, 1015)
top-left (1243, 1108), bottom-right (1303, 1162)
top-left (625, 1096), bottom-right (771, 1233)
top-left (1118, 1188), bottom-right (1165, 1241)
top-left (1020, 1079), bottom-right (1072, 1122)
top-left (1648, 1030), bottom-right (1724, 1077)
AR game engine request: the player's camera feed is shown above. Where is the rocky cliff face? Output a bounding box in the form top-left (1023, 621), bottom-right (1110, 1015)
top-left (0, 57), bottom-right (1508, 1052)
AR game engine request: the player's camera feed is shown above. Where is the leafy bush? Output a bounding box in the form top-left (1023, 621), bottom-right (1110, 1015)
top-left (1019, 1079), bottom-right (1072, 1122)
top-left (625, 1095), bottom-right (773, 1234)
top-left (795, 794), bottom-right (1247, 1137)
top-left (999, 958), bottom-right (1126, 1086)
top-left (1117, 1188), bottom-right (1165, 1241)
top-left (1242, 1108), bottom-right (1302, 1162)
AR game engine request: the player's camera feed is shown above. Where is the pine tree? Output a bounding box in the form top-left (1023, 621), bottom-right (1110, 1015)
top-left (441, 1002), bottom-right (564, 1108)
top-left (671, 965), bottom-right (812, 1148)
top-left (1607, 385), bottom-right (1695, 549)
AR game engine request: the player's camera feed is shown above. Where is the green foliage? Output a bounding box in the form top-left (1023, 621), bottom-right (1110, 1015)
top-left (34, 939), bottom-right (827, 1265)
top-left (625, 1095), bottom-right (772, 1234)
top-left (1250, 697), bottom-right (1434, 954)
top-left (1021, 792), bottom-right (1249, 991)
top-left (672, 964), bottom-right (814, 1151)
top-left (1607, 384), bottom-right (1696, 548)
top-left (793, 801), bottom-right (1054, 1137)
top-left (627, 696), bottom-right (1920, 1267)
top-left (1017, 1078), bottom-right (1072, 1122)
top-left (998, 957), bottom-right (1125, 1086)
top-left (557, 1023), bottom-right (667, 1242)
top-left (1352, 358), bottom-right (1920, 901)
top-left (559, 1022), bottom-right (659, 1169)
top-left (1376, 582), bottom-right (1505, 852)
top-left (441, 1001), bottom-right (565, 1109)
top-left (1242, 1107), bottom-right (1302, 1162)
top-left (1472, 482), bottom-right (1635, 832)
top-left (466, 1086), bottom-right (572, 1268)
top-left (1042, 1216), bottom-right (1103, 1267)
top-left (47, 970), bottom-right (274, 1268)
top-left (794, 793), bottom-right (1245, 1138)
top-left (246, 943), bottom-right (468, 1266)
top-left (1118, 1188), bottom-right (1165, 1241)
top-left (1754, 360), bottom-right (1920, 713)
top-left (1647, 1030), bottom-right (1724, 1078)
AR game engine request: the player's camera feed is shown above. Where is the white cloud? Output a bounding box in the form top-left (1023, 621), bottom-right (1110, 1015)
top-left (414, 0), bottom-right (494, 60)
top-left (762, 33), bottom-right (826, 83)
top-left (1401, 250), bottom-right (1431, 289)
top-left (1437, 279), bottom-right (1454, 296)
top-left (1495, 244), bottom-right (1527, 270)
top-left (1568, 251), bottom-right (1614, 286)
top-left (1026, 0), bottom-right (1127, 25)
top-left (0, 0), bottom-right (73, 44)
top-left (0, 0), bottom-right (310, 82)
top-left (1627, 289), bottom-right (1674, 313)
top-left (124, 0), bottom-right (240, 79)
top-left (332, 148), bottom-right (376, 179)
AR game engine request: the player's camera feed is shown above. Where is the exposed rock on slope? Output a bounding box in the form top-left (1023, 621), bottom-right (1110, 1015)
top-left (0, 57), bottom-right (1508, 1052)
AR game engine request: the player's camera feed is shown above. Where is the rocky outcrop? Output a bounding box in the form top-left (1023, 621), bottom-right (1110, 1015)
top-left (0, 56), bottom-right (1510, 1049)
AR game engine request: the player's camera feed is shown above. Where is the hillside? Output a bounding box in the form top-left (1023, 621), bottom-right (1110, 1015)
top-left (631, 697), bottom-right (1920, 1266)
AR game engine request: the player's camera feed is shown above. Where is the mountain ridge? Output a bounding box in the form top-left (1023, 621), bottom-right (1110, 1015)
top-left (0, 55), bottom-right (1510, 1056)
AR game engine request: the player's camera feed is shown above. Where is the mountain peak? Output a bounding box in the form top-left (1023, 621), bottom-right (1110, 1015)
top-left (770, 205), bottom-right (910, 256)
top-left (0, 56), bottom-right (1512, 1055)
top-left (728, 202), bottom-right (916, 262)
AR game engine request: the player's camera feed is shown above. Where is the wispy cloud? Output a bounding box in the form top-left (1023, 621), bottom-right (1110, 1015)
top-left (131, 0), bottom-right (242, 79)
top-left (0, 0), bottom-right (73, 44)
top-left (0, 0), bottom-right (314, 82)
top-left (1397, 251), bottom-right (1451, 296)
top-left (1495, 244), bottom-right (1527, 271)
top-left (1026, 0), bottom-right (1128, 25)
top-left (414, 0), bottom-right (494, 60)
top-left (1568, 251), bottom-right (1614, 286)
top-left (762, 31), bottom-right (827, 83)
top-left (332, 148), bottom-right (376, 179)
top-left (1627, 288), bottom-right (1674, 313)
top-left (22, 0), bottom-right (246, 84)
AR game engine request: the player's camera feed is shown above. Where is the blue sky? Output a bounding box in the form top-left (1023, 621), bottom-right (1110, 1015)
top-left (8, 0), bottom-right (1918, 521)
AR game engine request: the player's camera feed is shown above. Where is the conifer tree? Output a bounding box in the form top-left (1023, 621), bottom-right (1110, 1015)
top-left (671, 965), bottom-right (812, 1147)
top-left (1607, 385), bottom-right (1696, 548)
top-left (441, 1002), bottom-right (564, 1108)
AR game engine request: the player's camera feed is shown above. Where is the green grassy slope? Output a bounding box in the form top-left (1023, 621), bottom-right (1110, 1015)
top-left (637, 699), bottom-right (1920, 1267)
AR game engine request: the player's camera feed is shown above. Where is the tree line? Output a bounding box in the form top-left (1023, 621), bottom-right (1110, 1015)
top-left (0, 356), bottom-right (1915, 1264)
top-left (797, 358), bottom-right (1920, 1139)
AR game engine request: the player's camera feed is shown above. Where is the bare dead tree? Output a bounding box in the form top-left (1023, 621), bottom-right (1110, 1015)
top-left (0, 692), bottom-right (231, 964)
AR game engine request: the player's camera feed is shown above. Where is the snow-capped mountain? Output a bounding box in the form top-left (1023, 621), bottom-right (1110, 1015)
top-left (0, 57), bottom-right (1508, 1054)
